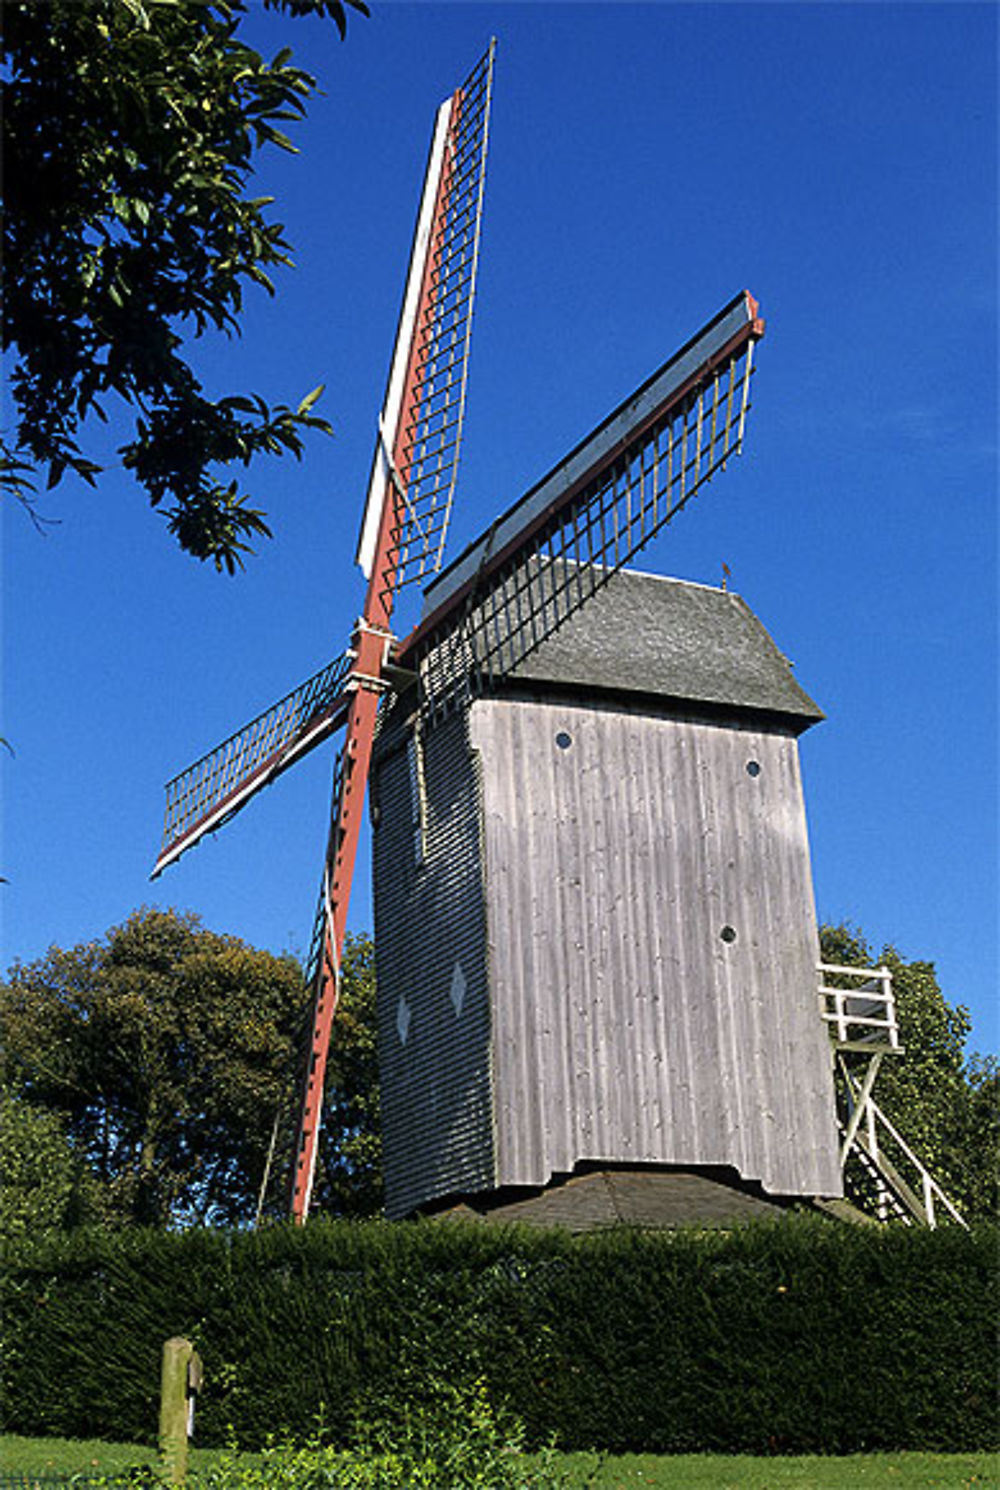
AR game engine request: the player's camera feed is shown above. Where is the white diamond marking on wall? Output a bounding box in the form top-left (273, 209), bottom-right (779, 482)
top-left (396, 995), bottom-right (411, 1046)
top-left (450, 961), bottom-right (466, 1017)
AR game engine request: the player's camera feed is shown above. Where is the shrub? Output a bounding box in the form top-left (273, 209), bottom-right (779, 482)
top-left (69, 1382), bottom-right (566, 1489)
top-left (195, 1382), bottom-right (565, 1489)
top-left (3, 1217), bottom-right (996, 1455)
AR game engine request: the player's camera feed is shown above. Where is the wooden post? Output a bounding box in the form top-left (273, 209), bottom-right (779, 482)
top-left (159, 1336), bottom-right (201, 1486)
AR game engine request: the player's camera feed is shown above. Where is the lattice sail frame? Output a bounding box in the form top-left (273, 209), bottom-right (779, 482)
top-left (401, 291), bottom-right (764, 713)
top-left (357, 43), bottom-right (494, 602)
top-left (154, 654), bottom-right (352, 876)
top-left (393, 46), bottom-right (493, 590)
top-left (304, 741), bottom-right (346, 988)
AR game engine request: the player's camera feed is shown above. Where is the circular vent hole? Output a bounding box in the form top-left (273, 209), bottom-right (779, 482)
top-left (720, 925), bottom-right (737, 944)
top-left (555, 731), bottom-right (572, 750)
top-left (746, 760), bottom-right (761, 778)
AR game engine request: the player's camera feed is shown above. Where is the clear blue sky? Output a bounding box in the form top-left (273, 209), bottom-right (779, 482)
top-left (4, 2), bottom-right (997, 1055)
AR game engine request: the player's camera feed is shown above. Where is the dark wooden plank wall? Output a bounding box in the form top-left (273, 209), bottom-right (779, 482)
top-left (372, 707), bottom-right (496, 1218)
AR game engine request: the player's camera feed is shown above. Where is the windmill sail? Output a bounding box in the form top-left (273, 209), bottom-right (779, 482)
top-left (356, 42), bottom-right (494, 603)
top-left (153, 653), bottom-right (353, 877)
top-left (154, 43), bottom-right (495, 1225)
top-left (401, 290), bottom-right (764, 710)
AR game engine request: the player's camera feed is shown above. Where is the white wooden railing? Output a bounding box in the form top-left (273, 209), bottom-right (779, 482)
top-left (818, 962), bottom-right (900, 1052)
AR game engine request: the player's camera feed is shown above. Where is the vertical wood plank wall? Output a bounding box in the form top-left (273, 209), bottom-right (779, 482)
top-left (470, 693), bottom-right (842, 1200)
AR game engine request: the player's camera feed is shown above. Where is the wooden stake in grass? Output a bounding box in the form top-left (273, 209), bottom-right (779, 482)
top-left (159, 1337), bottom-right (202, 1486)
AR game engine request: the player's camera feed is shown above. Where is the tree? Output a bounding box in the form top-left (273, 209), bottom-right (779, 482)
top-left (821, 924), bottom-right (998, 1224)
top-left (0, 909), bottom-right (383, 1227)
top-left (0, 907), bottom-right (310, 1226)
top-left (2, 0), bottom-right (366, 571)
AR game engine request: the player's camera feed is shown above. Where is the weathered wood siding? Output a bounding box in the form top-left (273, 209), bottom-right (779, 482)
top-left (371, 706), bottom-right (495, 1219)
top-left (469, 693), bottom-right (842, 1199)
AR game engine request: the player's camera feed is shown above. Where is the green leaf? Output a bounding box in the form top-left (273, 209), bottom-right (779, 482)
top-left (256, 123), bottom-right (297, 153)
top-left (296, 384), bottom-right (324, 416)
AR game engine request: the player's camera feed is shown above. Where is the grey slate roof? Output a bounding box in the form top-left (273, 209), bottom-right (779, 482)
top-left (504, 568), bottom-right (824, 727)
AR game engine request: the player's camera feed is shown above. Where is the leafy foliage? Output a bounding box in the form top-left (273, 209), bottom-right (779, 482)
top-left (821, 924), bottom-right (998, 1223)
top-left (0, 1086), bottom-right (101, 1239)
top-left (2, 1219), bottom-right (996, 1454)
top-left (2, 0), bottom-right (367, 570)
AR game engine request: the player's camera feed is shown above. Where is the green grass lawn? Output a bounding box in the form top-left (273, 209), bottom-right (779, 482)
top-left (1, 1437), bottom-right (996, 1489)
top-left (557, 1450), bottom-right (998, 1487)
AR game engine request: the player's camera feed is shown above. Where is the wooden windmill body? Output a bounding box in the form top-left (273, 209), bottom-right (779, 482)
top-left (373, 558), bottom-right (841, 1223)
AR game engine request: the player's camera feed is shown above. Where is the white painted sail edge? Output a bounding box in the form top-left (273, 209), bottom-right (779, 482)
top-left (356, 96), bottom-right (454, 579)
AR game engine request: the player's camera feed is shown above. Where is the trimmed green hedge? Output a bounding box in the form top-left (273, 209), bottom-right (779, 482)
top-left (2, 1218), bottom-right (996, 1455)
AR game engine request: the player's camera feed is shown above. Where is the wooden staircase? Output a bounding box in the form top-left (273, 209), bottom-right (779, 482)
top-left (837, 1075), bottom-right (967, 1229)
top-left (819, 961), bottom-right (967, 1229)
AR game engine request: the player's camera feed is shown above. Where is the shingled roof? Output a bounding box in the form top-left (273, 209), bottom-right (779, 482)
top-left (502, 568), bottom-right (823, 729)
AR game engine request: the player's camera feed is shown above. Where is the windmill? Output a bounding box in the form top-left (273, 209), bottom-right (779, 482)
top-left (153, 44), bottom-right (963, 1230)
